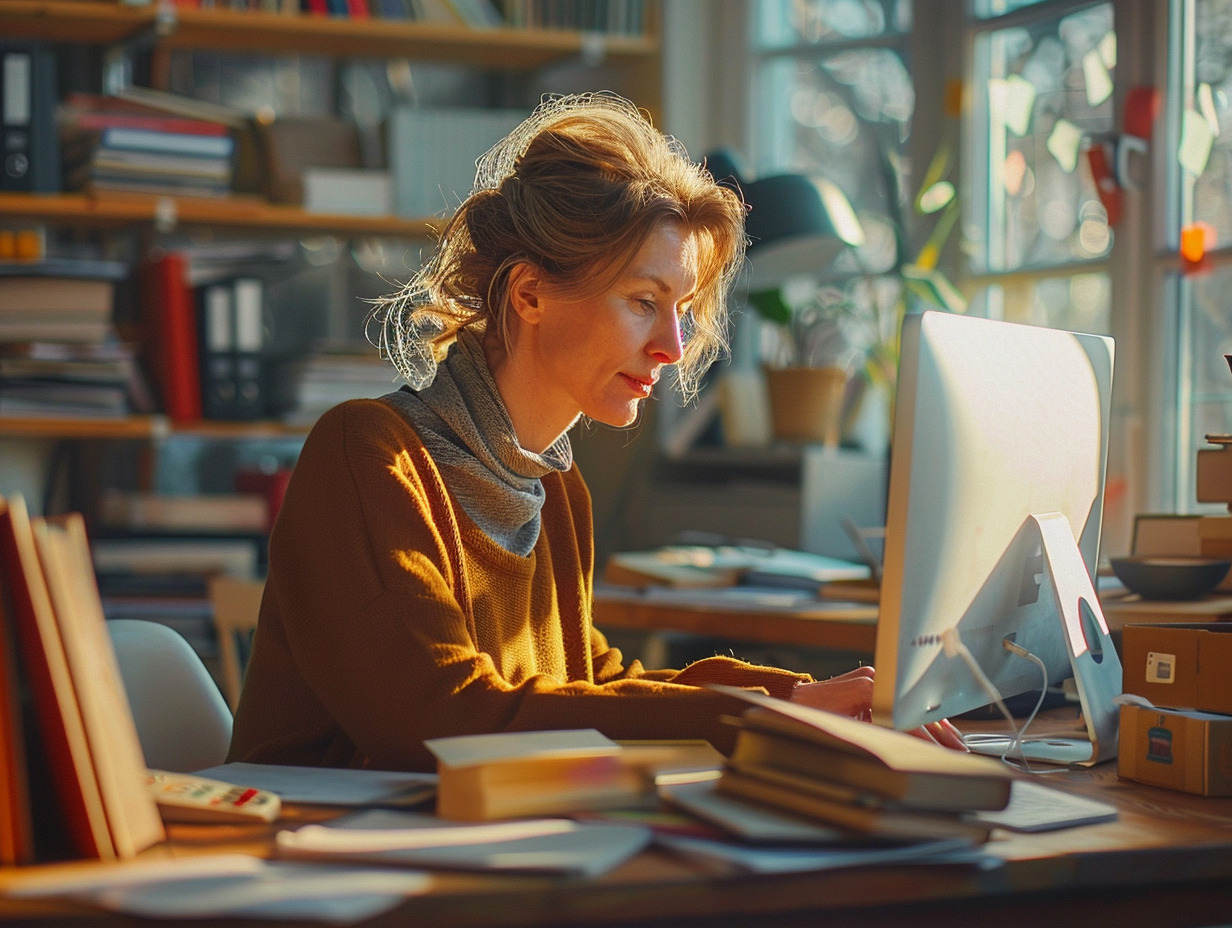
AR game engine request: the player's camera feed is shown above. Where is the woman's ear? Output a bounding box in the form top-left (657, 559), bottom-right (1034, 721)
top-left (507, 261), bottom-right (543, 324)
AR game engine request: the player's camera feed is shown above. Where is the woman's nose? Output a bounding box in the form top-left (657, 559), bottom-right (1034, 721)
top-left (649, 310), bottom-right (684, 364)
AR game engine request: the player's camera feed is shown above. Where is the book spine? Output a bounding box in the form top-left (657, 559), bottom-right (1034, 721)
top-left (142, 252), bottom-right (202, 423)
top-left (0, 571), bottom-right (34, 864)
top-left (71, 113), bottom-right (230, 137)
top-left (99, 127), bottom-right (234, 159)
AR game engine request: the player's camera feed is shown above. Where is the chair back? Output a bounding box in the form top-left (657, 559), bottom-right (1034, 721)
top-left (107, 618), bottom-right (233, 772)
top-left (208, 575), bottom-right (264, 712)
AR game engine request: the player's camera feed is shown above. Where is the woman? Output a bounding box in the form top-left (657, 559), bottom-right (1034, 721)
top-left (228, 92), bottom-right (959, 772)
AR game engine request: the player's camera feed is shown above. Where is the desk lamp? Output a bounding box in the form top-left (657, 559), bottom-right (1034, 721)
top-left (706, 148), bottom-right (864, 294)
top-left (703, 149), bottom-right (865, 447)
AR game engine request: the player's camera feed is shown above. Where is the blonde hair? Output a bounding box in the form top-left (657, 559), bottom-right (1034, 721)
top-left (372, 92), bottom-right (748, 403)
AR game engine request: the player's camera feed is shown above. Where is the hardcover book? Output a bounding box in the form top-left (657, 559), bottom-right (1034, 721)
top-left (425, 729), bottom-right (646, 821)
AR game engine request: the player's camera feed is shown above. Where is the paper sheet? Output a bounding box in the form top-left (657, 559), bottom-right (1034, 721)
top-left (190, 762), bottom-right (437, 807)
top-left (5, 854), bottom-right (430, 924)
top-left (655, 834), bottom-right (986, 874)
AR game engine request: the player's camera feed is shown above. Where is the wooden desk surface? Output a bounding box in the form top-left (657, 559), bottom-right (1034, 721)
top-left (593, 585), bottom-right (879, 654)
top-left (5, 744), bottom-right (1232, 927)
top-left (594, 584), bottom-right (1232, 661)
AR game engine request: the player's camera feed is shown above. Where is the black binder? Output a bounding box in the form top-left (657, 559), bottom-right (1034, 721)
top-left (0, 43), bottom-right (60, 193)
top-left (198, 282), bottom-right (238, 420)
top-left (198, 277), bottom-right (265, 420)
top-left (230, 277), bottom-right (265, 420)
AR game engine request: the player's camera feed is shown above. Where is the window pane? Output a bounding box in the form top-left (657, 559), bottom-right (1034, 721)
top-left (965, 271), bottom-right (1111, 334)
top-left (971, 3), bottom-right (1116, 272)
top-left (1186, 0), bottom-right (1232, 245)
top-left (757, 0), bottom-right (911, 48)
top-left (1172, 267), bottom-right (1232, 511)
top-left (756, 49), bottom-right (913, 273)
top-left (973, 0), bottom-right (1060, 19)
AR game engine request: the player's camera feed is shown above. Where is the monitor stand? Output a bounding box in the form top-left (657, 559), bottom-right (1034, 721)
top-left (962, 513), bottom-right (1122, 767)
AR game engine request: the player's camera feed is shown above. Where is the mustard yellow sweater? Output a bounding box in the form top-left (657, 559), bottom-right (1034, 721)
top-left (227, 398), bottom-right (810, 772)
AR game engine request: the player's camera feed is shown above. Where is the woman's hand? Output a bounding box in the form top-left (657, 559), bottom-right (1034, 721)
top-left (787, 665), bottom-right (968, 751)
top-left (788, 666), bottom-right (875, 718)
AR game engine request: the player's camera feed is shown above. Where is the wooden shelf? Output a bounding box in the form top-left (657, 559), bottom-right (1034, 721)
top-left (0, 415), bottom-right (312, 441)
top-left (165, 7), bottom-right (657, 66)
top-left (0, 0), bottom-right (151, 46)
top-left (0, 191), bottom-right (438, 236)
top-left (0, 1), bottom-right (658, 68)
top-left (0, 416), bottom-right (163, 441)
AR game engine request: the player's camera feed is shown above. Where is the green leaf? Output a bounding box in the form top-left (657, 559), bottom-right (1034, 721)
top-left (748, 288), bottom-right (793, 325)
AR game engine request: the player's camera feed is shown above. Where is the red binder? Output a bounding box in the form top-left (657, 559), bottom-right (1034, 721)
top-left (140, 251), bottom-right (202, 423)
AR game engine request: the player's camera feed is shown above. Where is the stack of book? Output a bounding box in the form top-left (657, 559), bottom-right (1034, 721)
top-left (277, 345), bottom-right (399, 426)
top-left (91, 529), bottom-right (266, 667)
top-left (297, 0), bottom-right (503, 24)
top-left (497, 0), bottom-right (649, 34)
top-left (0, 261), bottom-right (149, 419)
top-left (710, 687), bottom-right (1014, 844)
top-left (60, 93), bottom-right (236, 200)
top-left (603, 543), bottom-right (870, 590)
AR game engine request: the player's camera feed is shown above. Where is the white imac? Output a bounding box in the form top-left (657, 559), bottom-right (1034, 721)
top-left (871, 311), bottom-right (1122, 765)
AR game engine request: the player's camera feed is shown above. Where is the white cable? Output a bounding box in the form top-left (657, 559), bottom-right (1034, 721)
top-left (940, 629), bottom-right (1022, 761)
top-left (999, 640), bottom-right (1055, 773)
top-left (939, 628), bottom-right (1058, 774)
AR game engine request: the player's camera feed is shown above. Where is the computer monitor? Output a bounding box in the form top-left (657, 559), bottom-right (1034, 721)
top-left (871, 311), bottom-right (1122, 765)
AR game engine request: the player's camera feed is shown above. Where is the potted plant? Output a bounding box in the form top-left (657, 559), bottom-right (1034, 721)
top-left (748, 282), bottom-right (863, 448)
top-left (745, 149), bottom-right (965, 451)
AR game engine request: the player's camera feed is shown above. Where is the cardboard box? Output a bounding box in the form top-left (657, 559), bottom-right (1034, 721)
top-left (1118, 704), bottom-right (1232, 796)
top-left (1121, 623), bottom-right (1232, 714)
top-left (1197, 447), bottom-right (1232, 504)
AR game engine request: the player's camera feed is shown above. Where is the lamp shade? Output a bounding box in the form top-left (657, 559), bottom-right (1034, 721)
top-left (706, 149), bottom-right (865, 291)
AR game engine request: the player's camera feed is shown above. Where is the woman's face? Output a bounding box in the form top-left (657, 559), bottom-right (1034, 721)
top-left (498, 222), bottom-right (698, 450)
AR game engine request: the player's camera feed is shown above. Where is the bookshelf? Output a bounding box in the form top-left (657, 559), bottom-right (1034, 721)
top-left (0, 2), bottom-right (658, 68)
top-left (0, 0), bottom-right (662, 444)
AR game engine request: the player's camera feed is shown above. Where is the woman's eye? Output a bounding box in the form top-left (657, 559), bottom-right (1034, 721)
top-left (636, 299), bottom-right (657, 314)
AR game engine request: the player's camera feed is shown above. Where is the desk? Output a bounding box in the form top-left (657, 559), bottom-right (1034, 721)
top-left (4, 748), bottom-right (1232, 927)
top-left (1099, 588), bottom-right (1232, 632)
top-left (595, 585), bottom-right (1232, 665)
top-left (593, 584), bottom-right (879, 656)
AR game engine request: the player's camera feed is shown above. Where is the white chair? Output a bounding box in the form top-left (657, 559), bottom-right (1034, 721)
top-left (107, 618), bottom-right (233, 773)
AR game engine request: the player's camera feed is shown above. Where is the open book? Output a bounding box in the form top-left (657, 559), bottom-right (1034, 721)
top-left (0, 496), bottom-right (163, 863)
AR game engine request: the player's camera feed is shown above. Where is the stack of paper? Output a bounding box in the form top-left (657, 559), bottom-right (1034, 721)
top-left (276, 810), bottom-right (652, 877)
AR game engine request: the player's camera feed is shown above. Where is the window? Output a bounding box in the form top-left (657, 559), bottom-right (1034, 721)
top-left (1168, 0), bottom-right (1232, 511)
top-left (745, 1), bottom-right (924, 454)
top-left (967, 1), bottom-right (1114, 331)
top-left (722, 0), bottom-right (1227, 545)
top-left (753, 0), bottom-right (913, 278)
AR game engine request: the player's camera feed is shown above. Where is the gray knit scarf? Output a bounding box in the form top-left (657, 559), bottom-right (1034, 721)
top-left (382, 328), bottom-right (573, 557)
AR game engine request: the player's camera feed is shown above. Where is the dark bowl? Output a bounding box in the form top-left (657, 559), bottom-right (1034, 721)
top-left (1109, 556), bottom-right (1232, 600)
